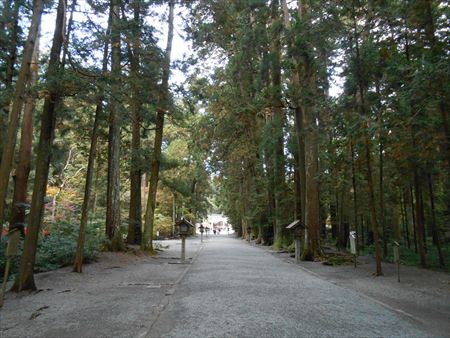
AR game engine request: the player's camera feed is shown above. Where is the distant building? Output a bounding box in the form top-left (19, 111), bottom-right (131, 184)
top-left (196, 213), bottom-right (233, 234)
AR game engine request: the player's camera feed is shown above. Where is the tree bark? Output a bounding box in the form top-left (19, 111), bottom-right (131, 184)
top-left (410, 185), bottom-right (418, 253)
top-left (379, 131), bottom-right (387, 257)
top-left (350, 139), bottom-right (359, 252)
top-left (8, 35), bottom-right (39, 231)
top-left (128, 0), bottom-right (142, 245)
top-left (105, 0), bottom-right (124, 251)
top-left (0, 0), bottom-right (20, 159)
top-left (303, 98), bottom-right (321, 259)
top-left (401, 190), bottom-right (411, 249)
top-left (142, 0), bottom-right (174, 251)
top-left (281, 0), bottom-right (306, 245)
top-left (270, 0), bottom-right (286, 244)
top-left (12, 0), bottom-right (66, 292)
top-left (427, 173), bottom-right (444, 267)
top-left (0, 0), bottom-right (44, 226)
top-left (352, 1), bottom-right (382, 275)
top-left (73, 22), bottom-right (110, 272)
top-left (411, 131), bottom-right (427, 267)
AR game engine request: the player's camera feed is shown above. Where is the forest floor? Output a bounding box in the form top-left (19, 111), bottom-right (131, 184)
top-left (0, 239), bottom-right (203, 337)
top-left (0, 236), bottom-right (448, 337)
top-left (261, 243), bottom-right (450, 337)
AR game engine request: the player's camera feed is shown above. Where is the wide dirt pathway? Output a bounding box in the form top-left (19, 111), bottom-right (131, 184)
top-left (147, 236), bottom-right (431, 337)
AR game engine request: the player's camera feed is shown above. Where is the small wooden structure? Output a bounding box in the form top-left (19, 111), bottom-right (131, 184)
top-left (285, 219), bottom-right (305, 261)
top-left (176, 218), bottom-right (194, 235)
top-left (175, 218), bottom-right (194, 262)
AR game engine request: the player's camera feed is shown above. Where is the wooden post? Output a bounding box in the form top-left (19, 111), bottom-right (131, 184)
top-left (350, 231), bottom-right (357, 268)
top-left (181, 235), bottom-right (186, 262)
top-left (295, 237), bottom-right (301, 261)
top-left (393, 241), bottom-right (400, 282)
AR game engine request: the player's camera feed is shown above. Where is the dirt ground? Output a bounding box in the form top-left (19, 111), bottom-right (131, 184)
top-left (0, 240), bottom-right (202, 337)
top-left (261, 244), bottom-right (450, 337)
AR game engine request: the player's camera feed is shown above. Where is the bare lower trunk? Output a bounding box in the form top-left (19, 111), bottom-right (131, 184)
top-left (73, 102), bottom-right (102, 272)
top-left (142, 111), bottom-right (164, 252)
top-left (363, 129), bottom-right (383, 275)
top-left (413, 168), bottom-right (427, 267)
top-left (427, 174), bottom-right (444, 267)
top-left (401, 190), bottom-right (411, 249)
top-left (8, 36), bottom-right (39, 230)
top-left (379, 138), bottom-right (387, 257)
top-left (350, 140), bottom-right (359, 252)
top-left (303, 107), bottom-right (320, 260)
top-left (411, 129), bottom-right (427, 267)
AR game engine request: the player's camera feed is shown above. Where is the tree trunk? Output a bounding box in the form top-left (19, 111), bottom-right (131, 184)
top-left (410, 185), bottom-right (418, 253)
top-left (350, 139), bottom-right (359, 252)
top-left (127, 0), bottom-right (142, 245)
top-left (11, 0), bottom-right (66, 292)
top-left (270, 0), bottom-right (285, 244)
top-left (105, 0), bottom-right (124, 251)
top-left (280, 0), bottom-right (305, 226)
top-left (0, 0), bottom-right (44, 225)
top-left (91, 150), bottom-right (101, 218)
top-left (73, 24), bottom-right (110, 272)
top-left (411, 132), bottom-right (427, 267)
top-left (352, 2), bottom-right (382, 275)
top-left (142, 0), bottom-right (174, 251)
top-left (0, 0), bottom-right (20, 159)
top-left (379, 134), bottom-right (387, 257)
top-left (427, 173), bottom-right (444, 267)
top-left (401, 190), bottom-right (411, 249)
top-left (303, 102), bottom-right (321, 259)
top-left (8, 36), bottom-right (39, 231)
top-left (293, 144), bottom-right (302, 221)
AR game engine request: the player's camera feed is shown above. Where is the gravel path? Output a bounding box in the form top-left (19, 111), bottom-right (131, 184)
top-left (147, 236), bottom-right (434, 338)
top-left (1, 236), bottom-right (447, 337)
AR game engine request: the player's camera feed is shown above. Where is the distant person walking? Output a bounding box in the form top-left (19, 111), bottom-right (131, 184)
top-left (213, 229), bottom-right (217, 235)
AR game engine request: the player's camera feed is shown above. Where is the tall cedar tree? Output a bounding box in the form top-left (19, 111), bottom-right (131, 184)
top-left (105, 0), bottom-right (125, 251)
top-left (12, 0), bottom-right (66, 291)
top-left (142, 0), bottom-right (174, 252)
top-left (0, 0), bottom-right (44, 227)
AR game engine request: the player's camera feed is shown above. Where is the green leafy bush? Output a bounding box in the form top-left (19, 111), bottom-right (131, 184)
top-left (0, 221), bottom-right (105, 282)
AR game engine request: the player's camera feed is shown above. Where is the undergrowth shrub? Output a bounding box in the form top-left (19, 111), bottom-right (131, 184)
top-left (0, 221), bottom-right (105, 282)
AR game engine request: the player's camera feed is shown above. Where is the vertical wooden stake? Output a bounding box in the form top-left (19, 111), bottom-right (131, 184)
top-left (181, 235), bottom-right (186, 262)
top-left (393, 241), bottom-right (400, 283)
top-left (295, 238), bottom-right (301, 261)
